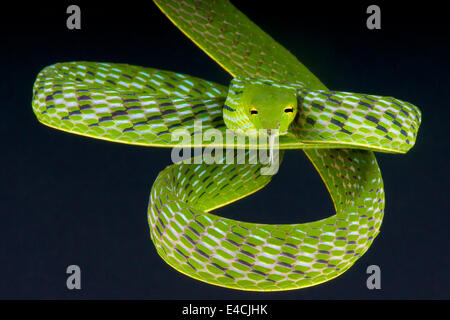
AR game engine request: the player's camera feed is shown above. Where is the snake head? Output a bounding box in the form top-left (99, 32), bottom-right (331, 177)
top-left (224, 78), bottom-right (298, 135)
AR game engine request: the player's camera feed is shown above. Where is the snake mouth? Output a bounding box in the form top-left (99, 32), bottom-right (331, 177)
top-left (266, 128), bottom-right (288, 136)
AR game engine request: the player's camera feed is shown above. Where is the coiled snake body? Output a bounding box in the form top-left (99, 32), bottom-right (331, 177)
top-left (31, 0), bottom-right (421, 291)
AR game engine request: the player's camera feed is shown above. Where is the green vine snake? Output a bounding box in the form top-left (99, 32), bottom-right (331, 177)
top-left (31, 0), bottom-right (421, 291)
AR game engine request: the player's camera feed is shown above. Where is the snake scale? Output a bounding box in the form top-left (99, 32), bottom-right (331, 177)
top-left (31, 0), bottom-right (421, 291)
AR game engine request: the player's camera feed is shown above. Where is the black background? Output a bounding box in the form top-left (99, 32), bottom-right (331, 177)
top-left (1, 1), bottom-right (449, 299)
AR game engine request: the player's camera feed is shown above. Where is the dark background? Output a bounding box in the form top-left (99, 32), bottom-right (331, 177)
top-left (1, 1), bottom-right (448, 299)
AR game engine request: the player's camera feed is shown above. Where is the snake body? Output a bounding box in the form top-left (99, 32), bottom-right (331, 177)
top-left (31, 0), bottom-right (421, 291)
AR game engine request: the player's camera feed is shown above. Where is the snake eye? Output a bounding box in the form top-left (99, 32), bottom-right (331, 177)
top-left (250, 108), bottom-right (258, 115)
top-left (284, 106), bottom-right (294, 113)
